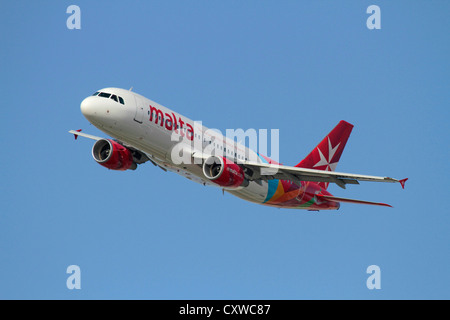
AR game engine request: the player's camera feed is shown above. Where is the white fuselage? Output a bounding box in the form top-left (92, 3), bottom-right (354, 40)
top-left (78, 88), bottom-right (400, 210)
top-left (80, 87), bottom-right (271, 204)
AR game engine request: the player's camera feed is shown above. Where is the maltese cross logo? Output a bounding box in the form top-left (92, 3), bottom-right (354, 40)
top-left (313, 138), bottom-right (340, 171)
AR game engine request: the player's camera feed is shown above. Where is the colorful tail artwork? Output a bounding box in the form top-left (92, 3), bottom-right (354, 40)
top-left (295, 120), bottom-right (354, 190)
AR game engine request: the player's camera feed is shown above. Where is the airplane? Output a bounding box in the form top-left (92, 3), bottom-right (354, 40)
top-left (70, 87), bottom-right (407, 211)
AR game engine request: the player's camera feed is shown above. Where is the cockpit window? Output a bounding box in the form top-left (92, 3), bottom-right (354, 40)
top-left (95, 92), bottom-right (125, 105)
top-left (98, 92), bottom-right (111, 98)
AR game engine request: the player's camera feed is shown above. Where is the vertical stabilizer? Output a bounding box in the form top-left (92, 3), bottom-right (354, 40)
top-left (295, 120), bottom-right (354, 189)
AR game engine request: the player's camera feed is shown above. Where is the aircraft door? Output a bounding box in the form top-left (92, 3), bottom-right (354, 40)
top-left (133, 96), bottom-right (145, 123)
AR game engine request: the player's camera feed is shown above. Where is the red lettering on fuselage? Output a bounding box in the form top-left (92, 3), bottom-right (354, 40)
top-left (164, 113), bottom-right (173, 130)
top-left (149, 105), bottom-right (164, 127)
top-left (186, 123), bottom-right (194, 140)
top-left (171, 112), bottom-right (178, 134)
top-left (148, 105), bottom-right (193, 141)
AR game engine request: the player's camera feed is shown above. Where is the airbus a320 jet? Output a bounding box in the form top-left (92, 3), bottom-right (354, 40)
top-left (70, 88), bottom-right (407, 211)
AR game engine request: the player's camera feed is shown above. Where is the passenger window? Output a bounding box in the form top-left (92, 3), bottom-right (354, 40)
top-left (110, 95), bottom-right (118, 102)
top-left (119, 96), bottom-right (124, 104)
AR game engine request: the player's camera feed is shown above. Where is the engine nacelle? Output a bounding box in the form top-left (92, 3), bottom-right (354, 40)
top-left (92, 139), bottom-right (136, 171)
top-left (202, 156), bottom-right (247, 188)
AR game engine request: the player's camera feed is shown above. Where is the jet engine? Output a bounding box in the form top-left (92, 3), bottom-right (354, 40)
top-left (92, 139), bottom-right (136, 171)
top-left (202, 156), bottom-right (247, 188)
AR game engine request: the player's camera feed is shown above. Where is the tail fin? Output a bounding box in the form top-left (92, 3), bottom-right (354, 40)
top-left (295, 120), bottom-right (354, 190)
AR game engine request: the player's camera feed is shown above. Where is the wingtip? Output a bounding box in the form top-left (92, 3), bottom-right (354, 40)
top-left (372, 201), bottom-right (393, 208)
top-left (73, 129), bottom-right (82, 140)
top-left (399, 178), bottom-right (408, 189)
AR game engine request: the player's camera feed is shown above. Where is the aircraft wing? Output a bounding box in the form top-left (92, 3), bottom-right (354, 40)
top-left (242, 161), bottom-right (407, 189)
top-left (69, 132), bottom-right (407, 189)
top-left (69, 129), bottom-right (151, 166)
top-left (69, 129), bottom-right (103, 141)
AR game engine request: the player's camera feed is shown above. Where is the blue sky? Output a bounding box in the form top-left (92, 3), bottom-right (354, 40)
top-left (1, 1), bottom-right (449, 299)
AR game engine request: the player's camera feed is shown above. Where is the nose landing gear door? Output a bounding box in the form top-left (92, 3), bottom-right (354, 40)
top-left (133, 96), bottom-right (145, 123)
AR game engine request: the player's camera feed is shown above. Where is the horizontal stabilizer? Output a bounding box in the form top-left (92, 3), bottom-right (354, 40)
top-left (316, 194), bottom-right (392, 208)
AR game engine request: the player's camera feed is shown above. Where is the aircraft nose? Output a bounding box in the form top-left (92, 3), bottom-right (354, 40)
top-left (80, 96), bottom-right (96, 119)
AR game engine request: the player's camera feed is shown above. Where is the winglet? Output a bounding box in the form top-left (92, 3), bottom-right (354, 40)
top-left (73, 129), bottom-right (82, 140)
top-left (399, 178), bottom-right (408, 189)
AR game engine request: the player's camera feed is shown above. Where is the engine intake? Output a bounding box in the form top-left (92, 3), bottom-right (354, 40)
top-left (203, 156), bottom-right (247, 188)
top-left (92, 139), bottom-right (136, 171)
